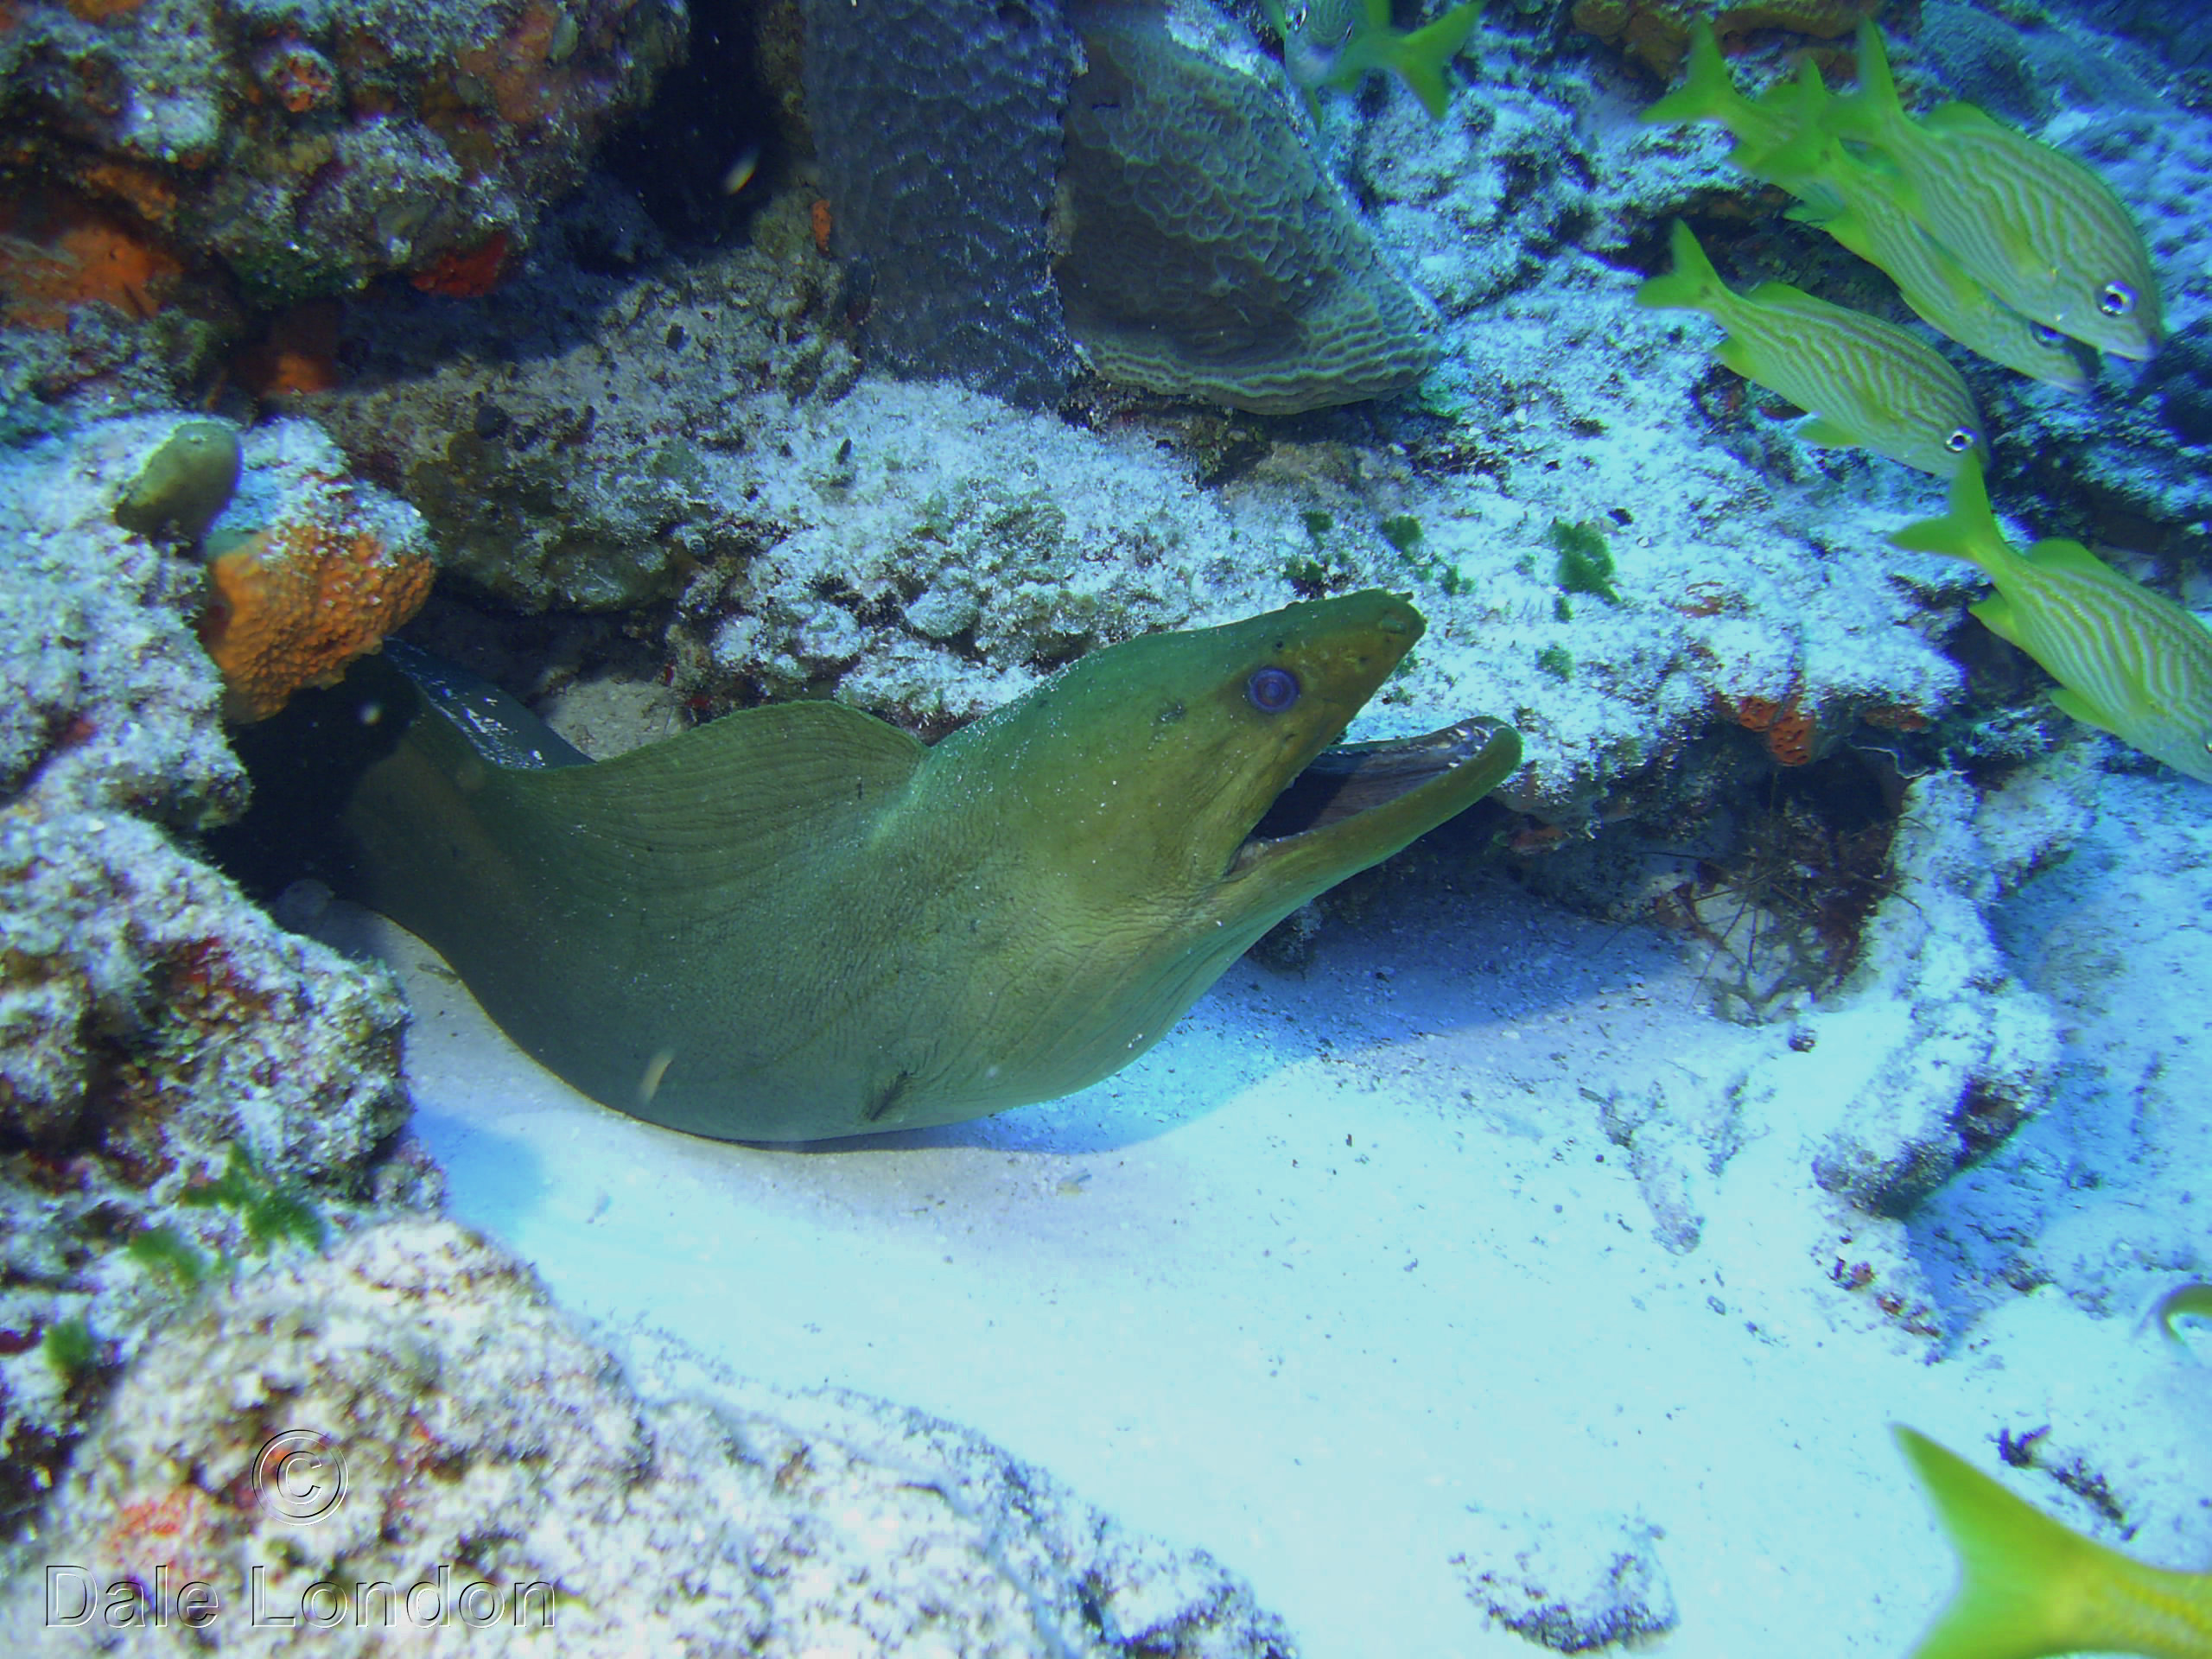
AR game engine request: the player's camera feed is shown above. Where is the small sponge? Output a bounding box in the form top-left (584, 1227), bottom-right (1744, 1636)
top-left (114, 420), bottom-right (242, 544)
top-left (1058, 0), bottom-right (1439, 414)
top-left (200, 522), bottom-right (434, 722)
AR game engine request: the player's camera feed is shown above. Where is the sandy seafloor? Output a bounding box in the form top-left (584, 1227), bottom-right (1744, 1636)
top-left (307, 748), bottom-right (2212, 1659)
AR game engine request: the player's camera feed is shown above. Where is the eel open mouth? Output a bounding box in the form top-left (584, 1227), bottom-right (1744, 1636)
top-left (1232, 717), bottom-right (1516, 871)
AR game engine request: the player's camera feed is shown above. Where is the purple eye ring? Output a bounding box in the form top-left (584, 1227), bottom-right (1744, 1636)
top-left (1247, 665), bottom-right (1300, 713)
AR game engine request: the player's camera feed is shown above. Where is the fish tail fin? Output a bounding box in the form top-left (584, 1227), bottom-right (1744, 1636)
top-left (1634, 219), bottom-right (1725, 315)
top-left (1642, 21), bottom-right (1758, 134)
top-left (1888, 454), bottom-right (2012, 574)
top-left (1894, 1427), bottom-right (2212, 1659)
top-left (1823, 20), bottom-right (1907, 147)
top-left (1747, 64), bottom-right (1839, 181)
top-left (1383, 0), bottom-right (1484, 118)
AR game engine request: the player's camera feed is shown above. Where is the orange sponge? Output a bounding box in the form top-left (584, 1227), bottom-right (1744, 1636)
top-left (200, 522), bottom-right (434, 721)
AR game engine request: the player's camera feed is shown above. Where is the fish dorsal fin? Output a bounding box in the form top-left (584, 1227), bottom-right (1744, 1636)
top-left (1921, 99), bottom-right (2009, 137)
top-left (1741, 278), bottom-right (1822, 311)
top-left (2018, 534), bottom-right (2120, 581)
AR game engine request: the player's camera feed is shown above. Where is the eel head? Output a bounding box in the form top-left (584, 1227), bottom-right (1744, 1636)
top-left (934, 588), bottom-right (1522, 947)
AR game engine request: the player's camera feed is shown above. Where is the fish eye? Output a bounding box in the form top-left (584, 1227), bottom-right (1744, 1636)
top-left (2100, 281), bottom-right (2138, 317)
top-left (1944, 426), bottom-right (1980, 454)
top-left (1246, 665), bottom-right (1300, 713)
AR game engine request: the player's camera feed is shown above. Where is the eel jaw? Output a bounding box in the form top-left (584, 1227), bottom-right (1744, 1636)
top-left (1229, 716), bottom-right (1521, 880)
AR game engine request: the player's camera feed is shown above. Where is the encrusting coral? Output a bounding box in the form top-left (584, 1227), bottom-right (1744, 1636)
top-left (200, 520), bottom-right (435, 722)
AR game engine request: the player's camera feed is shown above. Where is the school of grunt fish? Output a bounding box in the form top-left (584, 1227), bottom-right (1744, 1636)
top-left (1639, 20), bottom-right (2209, 792)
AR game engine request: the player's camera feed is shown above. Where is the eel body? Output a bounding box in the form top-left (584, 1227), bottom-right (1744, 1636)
top-left (231, 591), bottom-right (1519, 1141)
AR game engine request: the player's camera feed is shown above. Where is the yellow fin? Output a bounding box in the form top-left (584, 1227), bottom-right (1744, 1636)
top-left (1897, 1425), bottom-right (2212, 1659)
top-left (2050, 683), bottom-right (2127, 739)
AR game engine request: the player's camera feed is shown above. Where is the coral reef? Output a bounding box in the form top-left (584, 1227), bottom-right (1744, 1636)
top-left (0, 415), bottom-right (240, 825)
top-left (672, 377), bottom-right (1231, 723)
top-left (0, 810), bottom-right (405, 1173)
top-left (0, 410), bottom-right (420, 1540)
top-left (0, 0), bottom-right (684, 309)
top-left (1522, 758), bottom-right (2064, 1254)
top-left (0, 1217), bottom-right (1298, 1656)
top-left (1782, 770), bottom-right (2063, 1217)
top-left (0, 191), bottom-right (181, 331)
top-left (1917, 0), bottom-right (2164, 127)
top-left (270, 3), bottom-right (2212, 833)
top-left (1058, 0), bottom-right (1439, 414)
top-left (0, 812), bottom-right (414, 1543)
top-left (288, 183), bottom-right (854, 613)
top-left (2061, 0), bottom-right (2212, 73)
top-left (1571, 0), bottom-right (1885, 78)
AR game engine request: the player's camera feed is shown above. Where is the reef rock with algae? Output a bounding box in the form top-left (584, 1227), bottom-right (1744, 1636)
top-left (0, 414), bottom-right (243, 825)
top-left (286, 185), bottom-right (856, 613)
top-left (0, 0), bottom-right (684, 309)
top-left (0, 410), bottom-right (420, 1540)
top-left (0, 1217), bottom-right (1299, 1658)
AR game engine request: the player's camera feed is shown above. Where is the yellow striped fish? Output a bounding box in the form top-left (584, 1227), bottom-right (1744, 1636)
top-left (1637, 219), bottom-right (1987, 478)
top-left (1891, 456), bottom-right (2212, 784)
top-left (1643, 24), bottom-right (2089, 391)
top-left (1786, 146), bottom-right (2093, 393)
top-left (1897, 1427), bottom-right (2212, 1659)
top-left (1827, 21), bottom-right (2163, 361)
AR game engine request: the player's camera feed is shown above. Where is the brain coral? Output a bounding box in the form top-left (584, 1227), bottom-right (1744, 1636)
top-left (802, 0), bottom-right (1080, 407)
top-left (0, 0), bottom-right (684, 307)
top-left (800, 0), bottom-right (1438, 415)
top-left (1058, 0), bottom-right (1440, 414)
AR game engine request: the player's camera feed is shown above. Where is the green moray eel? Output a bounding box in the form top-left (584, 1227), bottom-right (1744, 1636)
top-left (226, 592), bottom-right (1519, 1142)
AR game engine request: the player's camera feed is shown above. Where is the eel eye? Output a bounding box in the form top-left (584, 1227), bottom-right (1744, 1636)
top-left (1944, 426), bottom-right (1980, 454)
top-left (1246, 665), bottom-right (1300, 713)
top-left (2031, 323), bottom-right (2066, 347)
top-left (2101, 281), bottom-right (2138, 317)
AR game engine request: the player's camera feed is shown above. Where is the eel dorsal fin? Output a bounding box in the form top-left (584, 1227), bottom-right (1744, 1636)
top-left (498, 694), bottom-right (931, 899)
